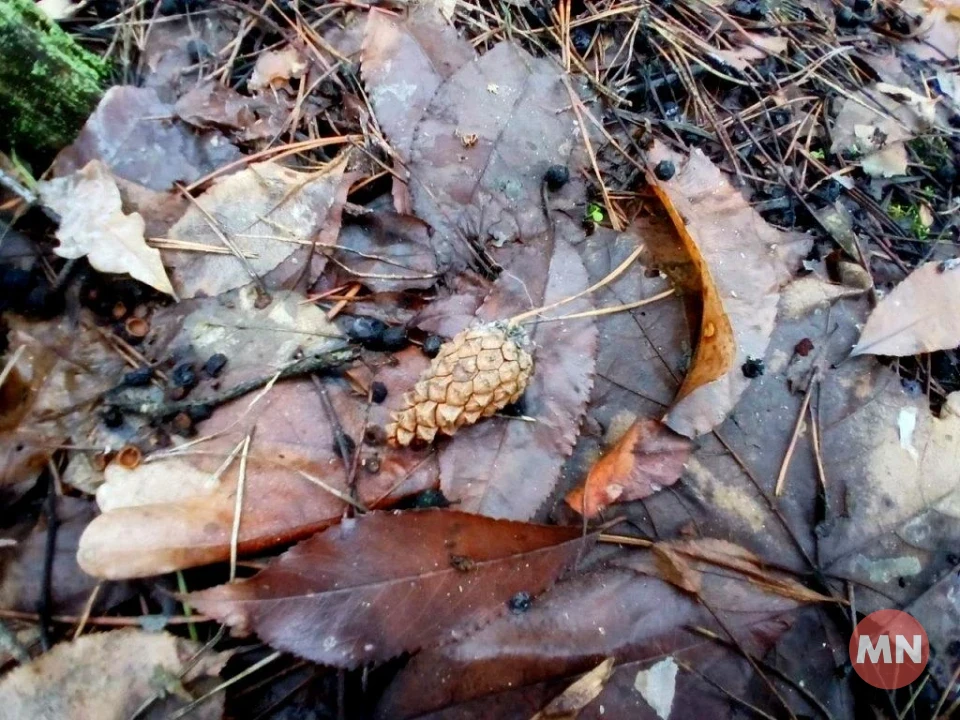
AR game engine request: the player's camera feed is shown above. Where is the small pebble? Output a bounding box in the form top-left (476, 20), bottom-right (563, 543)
top-left (363, 455), bottom-right (381, 474)
top-left (370, 381), bottom-right (388, 404)
top-left (203, 353), bottom-right (228, 378)
top-left (508, 591), bottom-right (533, 614)
top-left (172, 412), bottom-right (194, 433)
top-left (187, 403), bottom-right (213, 422)
top-left (544, 165), bottom-right (570, 191)
top-left (741, 357), bottom-right (765, 378)
top-left (422, 335), bottom-right (444, 358)
top-left (654, 160), bottom-right (676, 181)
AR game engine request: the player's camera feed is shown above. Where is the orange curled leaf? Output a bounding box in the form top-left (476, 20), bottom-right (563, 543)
top-left (566, 419), bottom-right (692, 518)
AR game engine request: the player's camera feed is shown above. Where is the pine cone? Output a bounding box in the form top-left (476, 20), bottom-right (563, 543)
top-left (387, 322), bottom-right (533, 446)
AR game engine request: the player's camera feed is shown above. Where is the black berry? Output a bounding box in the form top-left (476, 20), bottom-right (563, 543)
top-left (741, 357), bottom-right (765, 378)
top-left (380, 325), bottom-right (408, 352)
top-left (370, 381), bottom-right (388, 404)
top-left (346, 316), bottom-right (387, 347)
top-left (422, 335), bottom-right (444, 358)
top-left (102, 406), bottom-right (124, 429)
top-left (202, 353), bottom-right (228, 378)
top-left (412, 489), bottom-right (451, 509)
top-left (544, 165), bottom-right (570, 191)
top-left (571, 27), bottom-right (591, 54)
top-left (508, 591), bottom-right (533, 613)
top-left (123, 367), bottom-right (153, 387)
top-left (172, 362), bottom-right (198, 389)
top-left (654, 160), bottom-right (676, 181)
top-left (187, 403), bottom-right (214, 422)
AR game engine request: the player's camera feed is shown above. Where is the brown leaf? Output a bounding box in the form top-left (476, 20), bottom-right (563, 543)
top-left (174, 81), bottom-right (258, 131)
top-left (38, 161), bottom-right (175, 296)
top-left (52, 86), bottom-right (241, 192)
top-left (565, 419), bottom-right (692, 519)
top-left (78, 292), bottom-right (438, 579)
top-left (535, 658), bottom-right (615, 719)
top-left (333, 211), bottom-right (440, 292)
top-left (0, 630), bottom-right (226, 720)
top-left (852, 260), bottom-right (960, 356)
top-left (163, 159), bottom-right (348, 298)
top-left (440, 220), bottom-right (598, 519)
top-left (377, 556), bottom-right (806, 718)
top-left (646, 143), bottom-right (811, 437)
top-left (190, 510), bottom-right (587, 667)
top-left (248, 45), bottom-right (308, 92)
top-left (407, 42), bottom-right (583, 266)
top-left (361, 7), bottom-right (474, 212)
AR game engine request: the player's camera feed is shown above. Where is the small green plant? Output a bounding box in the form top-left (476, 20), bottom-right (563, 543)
top-left (888, 202), bottom-right (930, 240)
top-left (810, 149), bottom-right (826, 160)
top-left (585, 202), bottom-right (605, 224)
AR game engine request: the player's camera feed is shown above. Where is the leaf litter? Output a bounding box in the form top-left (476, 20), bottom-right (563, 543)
top-left (4, 0), bottom-right (960, 717)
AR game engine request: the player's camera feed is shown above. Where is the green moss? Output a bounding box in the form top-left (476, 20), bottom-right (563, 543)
top-left (0, 0), bottom-right (109, 156)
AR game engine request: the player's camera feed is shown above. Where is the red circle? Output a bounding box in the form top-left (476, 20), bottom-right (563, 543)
top-left (849, 610), bottom-right (929, 689)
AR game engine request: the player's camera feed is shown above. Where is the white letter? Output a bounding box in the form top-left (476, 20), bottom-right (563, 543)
top-left (857, 635), bottom-right (891, 664)
top-left (896, 635), bottom-right (922, 663)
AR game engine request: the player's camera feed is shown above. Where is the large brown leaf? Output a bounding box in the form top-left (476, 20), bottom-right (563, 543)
top-left (190, 510), bottom-right (587, 667)
top-left (378, 545), bottom-right (810, 719)
top-left (439, 218), bottom-right (598, 520)
top-left (408, 42), bottom-right (583, 266)
top-left (646, 144), bottom-right (811, 437)
top-left (361, 7), bottom-right (474, 212)
top-left (77, 291), bottom-right (437, 579)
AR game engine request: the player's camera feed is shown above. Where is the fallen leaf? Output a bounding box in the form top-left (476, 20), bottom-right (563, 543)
top-left (901, 0), bottom-right (960, 60)
top-left (407, 42), bottom-right (583, 266)
top-left (861, 141), bottom-right (908, 177)
top-left (377, 553), bottom-right (808, 718)
top-left (0, 630), bottom-right (225, 720)
top-left (565, 419), bottom-right (693, 518)
top-left (332, 210), bottom-right (440, 292)
top-left (361, 6), bottom-right (474, 211)
top-left (52, 86), bottom-right (241, 192)
top-left (646, 143), bottom-right (811, 437)
top-left (829, 84), bottom-right (932, 156)
top-left (190, 510), bottom-right (587, 667)
top-left (439, 218), bottom-right (598, 520)
top-left (248, 45), bottom-right (308, 92)
top-left (535, 658), bottom-right (615, 719)
top-left (38, 161), bottom-right (175, 295)
top-left (174, 81), bottom-right (258, 132)
top-left (77, 291), bottom-right (438, 578)
top-left (852, 261), bottom-right (960, 356)
top-left (0, 497), bottom-right (129, 616)
top-left (163, 159), bottom-right (348, 298)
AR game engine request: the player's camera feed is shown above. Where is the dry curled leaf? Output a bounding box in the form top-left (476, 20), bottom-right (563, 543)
top-left (566, 419), bottom-right (692, 519)
top-left (39, 161), bottom-right (175, 296)
top-left (163, 159), bottom-right (348, 298)
top-left (646, 143), bottom-right (811, 437)
top-left (0, 630), bottom-right (225, 720)
top-left (439, 220), bottom-right (598, 520)
top-left (248, 45), bottom-right (308, 92)
top-left (190, 510), bottom-right (587, 667)
top-left (852, 260), bottom-right (960, 356)
top-left (534, 658), bottom-right (615, 719)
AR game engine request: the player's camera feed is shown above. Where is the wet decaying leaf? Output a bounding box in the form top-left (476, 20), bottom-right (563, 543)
top-left (332, 210), bottom-right (440, 293)
top-left (77, 291), bottom-right (437, 579)
top-left (0, 314), bottom-right (124, 488)
top-left (38, 161), bottom-right (175, 296)
top-left (377, 547), bottom-right (811, 719)
top-left (439, 218), bottom-right (598, 520)
top-left (852, 260), bottom-right (960, 356)
top-left (646, 143), bottom-right (811, 437)
top-left (190, 510), bottom-right (588, 667)
top-left (362, 7), bottom-right (475, 212)
top-left (565, 419), bottom-right (692, 519)
top-left (0, 630), bottom-right (226, 720)
top-left (408, 42), bottom-right (582, 266)
top-left (162, 159), bottom-right (348, 298)
top-left (52, 86), bottom-right (241, 192)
